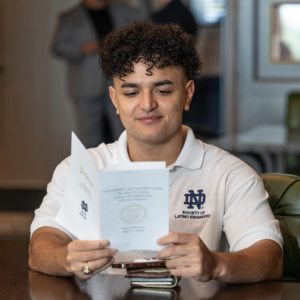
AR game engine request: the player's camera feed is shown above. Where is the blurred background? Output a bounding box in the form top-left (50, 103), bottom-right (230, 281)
top-left (0, 0), bottom-right (299, 270)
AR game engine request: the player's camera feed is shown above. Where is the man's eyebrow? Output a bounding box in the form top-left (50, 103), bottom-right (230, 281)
top-left (120, 83), bottom-right (140, 88)
top-left (153, 80), bottom-right (174, 87)
top-left (120, 80), bottom-right (174, 88)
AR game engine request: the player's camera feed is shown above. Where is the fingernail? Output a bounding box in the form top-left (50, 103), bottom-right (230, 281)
top-left (102, 240), bottom-right (109, 246)
top-left (111, 249), bottom-right (117, 256)
top-left (157, 238), bottom-right (161, 245)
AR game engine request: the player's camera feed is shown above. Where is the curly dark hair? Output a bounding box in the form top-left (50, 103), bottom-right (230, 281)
top-left (99, 20), bottom-right (202, 80)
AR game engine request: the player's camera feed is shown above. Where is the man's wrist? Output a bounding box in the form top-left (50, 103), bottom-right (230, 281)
top-left (54, 243), bottom-right (73, 275)
top-left (212, 252), bottom-right (227, 280)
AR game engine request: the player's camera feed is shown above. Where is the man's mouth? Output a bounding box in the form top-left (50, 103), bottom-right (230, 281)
top-left (137, 115), bottom-right (162, 124)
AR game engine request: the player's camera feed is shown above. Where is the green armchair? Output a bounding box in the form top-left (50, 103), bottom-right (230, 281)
top-left (260, 173), bottom-right (300, 282)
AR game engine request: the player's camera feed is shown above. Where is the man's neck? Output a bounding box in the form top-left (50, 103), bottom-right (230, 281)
top-left (82, 1), bottom-right (107, 11)
top-left (127, 126), bottom-right (185, 167)
top-left (160, 0), bottom-right (174, 9)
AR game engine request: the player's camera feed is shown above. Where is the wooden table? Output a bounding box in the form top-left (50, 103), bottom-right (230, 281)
top-left (0, 271), bottom-right (299, 300)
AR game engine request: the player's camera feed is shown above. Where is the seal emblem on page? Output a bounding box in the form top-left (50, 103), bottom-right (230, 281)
top-left (120, 204), bottom-right (148, 225)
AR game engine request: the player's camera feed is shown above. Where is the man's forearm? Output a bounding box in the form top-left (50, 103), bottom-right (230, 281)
top-left (213, 240), bottom-right (283, 283)
top-left (29, 232), bottom-right (72, 276)
top-left (29, 227), bottom-right (116, 279)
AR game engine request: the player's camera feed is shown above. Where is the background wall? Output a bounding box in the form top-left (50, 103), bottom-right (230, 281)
top-left (0, 0), bottom-right (220, 189)
top-left (225, 0), bottom-right (300, 134)
top-left (0, 0), bottom-right (78, 189)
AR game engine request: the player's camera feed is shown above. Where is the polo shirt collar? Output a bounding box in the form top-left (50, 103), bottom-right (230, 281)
top-left (169, 126), bottom-right (204, 170)
top-left (112, 126), bottom-right (204, 170)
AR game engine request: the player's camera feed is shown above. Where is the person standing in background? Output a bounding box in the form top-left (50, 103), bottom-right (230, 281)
top-left (151, 0), bottom-right (198, 36)
top-left (52, 0), bottom-right (150, 148)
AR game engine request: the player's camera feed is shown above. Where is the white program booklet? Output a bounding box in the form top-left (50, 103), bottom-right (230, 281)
top-left (55, 132), bottom-right (169, 251)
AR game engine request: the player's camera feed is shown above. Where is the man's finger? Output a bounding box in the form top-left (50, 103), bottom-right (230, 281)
top-left (157, 232), bottom-right (196, 246)
top-left (165, 255), bottom-right (199, 269)
top-left (67, 248), bottom-right (116, 263)
top-left (157, 244), bottom-right (201, 260)
top-left (72, 256), bottom-right (112, 275)
top-left (168, 266), bottom-right (197, 278)
top-left (87, 256), bottom-right (114, 273)
top-left (88, 257), bottom-right (115, 275)
top-left (68, 240), bottom-right (109, 252)
top-left (75, 257), bottom-right (115, 280)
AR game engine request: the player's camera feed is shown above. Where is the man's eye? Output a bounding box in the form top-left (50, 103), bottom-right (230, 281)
top-left (157, 90), bottom-right (171, 95)
top-left (125, 92), bottom-right (138, 97)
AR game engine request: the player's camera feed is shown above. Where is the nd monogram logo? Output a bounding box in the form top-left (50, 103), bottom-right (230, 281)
top-left (184, 190), bottom-right (206, 209)
top-left (81, 201), bottom-right (88, 212)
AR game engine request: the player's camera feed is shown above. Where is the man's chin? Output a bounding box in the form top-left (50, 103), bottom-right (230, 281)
top-left (130, 130), bottom-right (166, 145)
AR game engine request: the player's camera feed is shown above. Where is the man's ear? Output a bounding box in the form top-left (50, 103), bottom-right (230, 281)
top-left (109, 86), bottom-right (119, 115)
top-left (184, 80), bottom-right (195, 111)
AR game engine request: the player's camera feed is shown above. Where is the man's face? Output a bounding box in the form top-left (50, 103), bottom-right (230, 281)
top-left (109, 62), bottom-right (194, 145)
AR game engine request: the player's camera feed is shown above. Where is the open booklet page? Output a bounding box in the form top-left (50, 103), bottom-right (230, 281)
top-left (55, 132), bottom-right (100, 240)
top-left (98, 164), bottom-right (169, 251)
top-left (55, 133), bottom-right (169, 251)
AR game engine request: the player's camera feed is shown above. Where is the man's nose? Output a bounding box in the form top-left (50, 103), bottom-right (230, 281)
top-left (139, 92), bottom-right (158, 112)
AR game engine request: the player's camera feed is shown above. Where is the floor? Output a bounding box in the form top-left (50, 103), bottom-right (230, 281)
top-left (0, 189), bottom-right (45, 271)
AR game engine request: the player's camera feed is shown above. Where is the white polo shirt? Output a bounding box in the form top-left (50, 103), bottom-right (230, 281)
top-left (31, 126), bottom-right (282, 273)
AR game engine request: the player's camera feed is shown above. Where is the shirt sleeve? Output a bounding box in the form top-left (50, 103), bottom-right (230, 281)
top-left (223, 161), bottom-right (283, 252)
top-left (30, 157), bottom-right (76, 240)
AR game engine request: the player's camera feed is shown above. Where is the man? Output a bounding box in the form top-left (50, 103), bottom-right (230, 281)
top-left (52, 0), bottom-right (149, 147)
top-left (151, 0), bottom-right (198, 36)
top-left (30, 21), bottom-right (283, 283)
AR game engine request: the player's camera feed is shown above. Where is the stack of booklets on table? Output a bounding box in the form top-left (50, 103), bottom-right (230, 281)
top-left (124, 262), bottom-right (179, 288)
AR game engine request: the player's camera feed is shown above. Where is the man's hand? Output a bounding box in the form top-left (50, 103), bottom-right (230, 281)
top-left (29, 227), bottom-right (117, 279)
top-left (80, 42), bottom-right (100, 55)
top-left (66, 239), bottom-right (117, 279)
top-left (156, 231), bottom-right (283, 283)
top-left (156, 232), bottom-right (218, 282)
